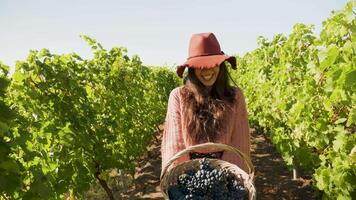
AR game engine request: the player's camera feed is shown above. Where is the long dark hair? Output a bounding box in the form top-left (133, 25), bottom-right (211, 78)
top-left (182, 62), bottom-right (237, 143)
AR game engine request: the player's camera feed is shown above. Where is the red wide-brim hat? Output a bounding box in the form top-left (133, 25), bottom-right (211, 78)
top-left (176, 32), bottom-right (237, 78)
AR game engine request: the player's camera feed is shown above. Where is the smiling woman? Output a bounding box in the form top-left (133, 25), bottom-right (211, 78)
top-left (160, 32), bottom-right (253, 199)
top-left (161, 32), bottom-right (251, 173)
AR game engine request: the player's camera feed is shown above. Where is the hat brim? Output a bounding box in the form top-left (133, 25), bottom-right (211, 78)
top-left (176, 55), bottom-right (236, 78)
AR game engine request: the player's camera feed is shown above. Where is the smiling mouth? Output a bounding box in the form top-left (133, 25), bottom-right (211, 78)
top-left (202, 74), bottom-right (214, 81)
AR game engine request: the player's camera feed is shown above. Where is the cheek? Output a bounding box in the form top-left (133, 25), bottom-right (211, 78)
top-left (194, 69), bottom-right (201, 78)
top-left (214, 68), bottom-right (220, 75)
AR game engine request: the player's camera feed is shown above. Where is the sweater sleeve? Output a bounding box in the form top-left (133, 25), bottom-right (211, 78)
top-left (229, 87), bottom-right (251, 173)
top-left (161, 88), bottom-right (186, 173)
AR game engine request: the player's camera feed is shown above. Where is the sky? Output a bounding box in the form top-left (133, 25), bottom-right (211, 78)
top-left (0, 0), bottom-right (350, 75)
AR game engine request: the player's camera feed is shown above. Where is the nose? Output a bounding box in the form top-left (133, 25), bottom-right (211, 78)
top-left (202, 68), bottom-right (213, 73)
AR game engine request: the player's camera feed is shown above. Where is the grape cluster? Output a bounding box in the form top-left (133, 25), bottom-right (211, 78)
top-left (167, 158), bottom-right (248, 200)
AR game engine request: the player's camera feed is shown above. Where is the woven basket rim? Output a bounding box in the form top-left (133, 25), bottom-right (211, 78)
top-left (160, 143), bottom-right (256, 200)
top-left (160, 142), bottom-right (254, 180)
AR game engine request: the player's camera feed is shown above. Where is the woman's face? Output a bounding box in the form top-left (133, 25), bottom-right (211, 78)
top-left (194, 65), bottom-right (220, 87)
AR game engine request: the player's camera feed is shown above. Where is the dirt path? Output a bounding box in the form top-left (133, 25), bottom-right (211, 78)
top-left (89, 128), bottom-right (319, 199)
top-left (250, 129), bottom-right (319, 199)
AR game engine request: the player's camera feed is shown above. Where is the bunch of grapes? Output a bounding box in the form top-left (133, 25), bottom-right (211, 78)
top-left (167, 158), bottom-right (248, 200)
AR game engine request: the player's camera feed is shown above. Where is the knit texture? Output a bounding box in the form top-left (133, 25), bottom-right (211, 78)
top-left (161, 86), bottom-right (251, 175)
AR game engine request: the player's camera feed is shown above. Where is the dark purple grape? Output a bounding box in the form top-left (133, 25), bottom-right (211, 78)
top-left (167, 158), bottom-right (249, 200)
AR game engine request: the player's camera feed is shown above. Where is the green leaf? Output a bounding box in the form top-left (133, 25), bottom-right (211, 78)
top-left (346, 107), bottom-right (356, 127)
top-left (350, 146), bottom-right (356, 163)
top-left (0, 121), bottom-right (9, 135)
top-left (0, 160), bottom-right (19, 173)
top-left (319, 45), bottom-right (339, 71)
top-left (344, 69), bottom-right (356, 90)
top-left (335, 118), bottom-right (347, 124)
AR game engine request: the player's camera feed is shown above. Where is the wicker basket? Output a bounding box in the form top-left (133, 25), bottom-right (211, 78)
top-left (160, 143), bottom-right (256, 200)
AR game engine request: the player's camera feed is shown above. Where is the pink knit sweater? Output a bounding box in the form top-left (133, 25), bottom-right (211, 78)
top-left (161, 86), bottom-right (251, 174)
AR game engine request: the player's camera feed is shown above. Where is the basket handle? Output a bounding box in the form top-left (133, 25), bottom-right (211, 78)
top-left (160, 142), bottom-right (254, 181)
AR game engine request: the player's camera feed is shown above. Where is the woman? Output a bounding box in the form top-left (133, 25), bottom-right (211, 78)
top-left (161, 32), bottom-right (251, 175)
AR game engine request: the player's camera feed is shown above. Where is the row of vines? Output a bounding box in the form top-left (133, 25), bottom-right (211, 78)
top-left (0, 36), bottom-right (180, 199)
top-left (1, 2), bottom-right (355, 200)
top-left (230, 2), bottom-right (355, 199)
